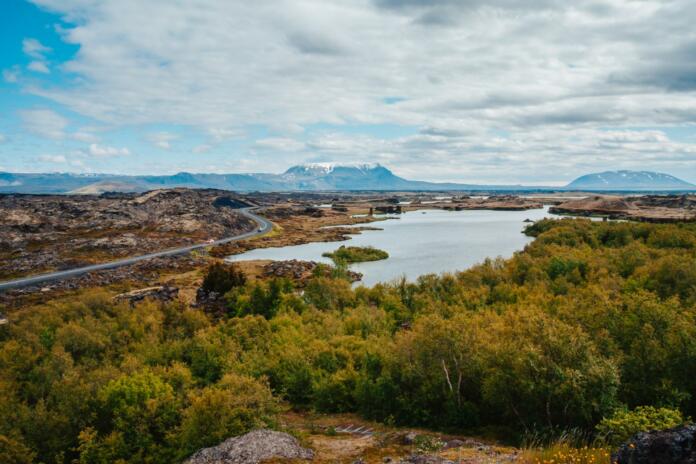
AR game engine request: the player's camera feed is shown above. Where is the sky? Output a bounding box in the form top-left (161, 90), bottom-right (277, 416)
top-left (1, 0), bottom-right (695, 185)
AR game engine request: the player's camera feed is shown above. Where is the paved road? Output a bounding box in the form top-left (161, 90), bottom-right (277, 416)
top-left (0, 207), bottom-right (272, 292)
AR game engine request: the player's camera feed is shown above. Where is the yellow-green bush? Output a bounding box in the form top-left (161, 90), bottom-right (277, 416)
top-left (596, 406), bottom-right (685, 446)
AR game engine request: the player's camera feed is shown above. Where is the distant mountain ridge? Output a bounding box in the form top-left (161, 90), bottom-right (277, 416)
top-left (0, 165), bottom-right (694, 194)
top-left (566, 170), bottom-right (695, 191)
top-left (0, 164), bottom-right (489, 194)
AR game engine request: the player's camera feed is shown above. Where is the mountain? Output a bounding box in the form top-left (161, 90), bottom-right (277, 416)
top-left (566, 170), bottom-right (695, 191)
top-left (2, 165), bottom-right (694, 194)
top-left (0, 163), bottom-right (491, 194)
top-left (279, 163), bottom-right (432, 190)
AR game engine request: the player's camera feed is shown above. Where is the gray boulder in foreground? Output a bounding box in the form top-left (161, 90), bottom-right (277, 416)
top-left (613, 424), bottom-right (696, 464)
top-left (184, 429), bottom-right (314, 464)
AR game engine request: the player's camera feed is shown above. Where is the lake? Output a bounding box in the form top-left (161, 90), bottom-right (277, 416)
top-left (227, 207), bottom-right (559, 286)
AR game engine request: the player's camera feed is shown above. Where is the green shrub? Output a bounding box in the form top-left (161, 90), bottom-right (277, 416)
top-left (176, 374), bottom-right (279, 458)
top-left (322, 246), bottom-right (389, 264)
top-left (201, 262), bottom-right (246, 295)
top-left (596, 406), bottom-right (685, 446)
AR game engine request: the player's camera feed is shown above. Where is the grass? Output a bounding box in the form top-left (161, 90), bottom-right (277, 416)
top-left (519, 429), bottom-right (612, 464)
top-left (322, 245), bottom-right (389, 264)
top-left (520, 443), bottom-right (612, 464)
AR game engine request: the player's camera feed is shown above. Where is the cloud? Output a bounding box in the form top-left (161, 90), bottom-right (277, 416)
top-left (13, 0), bottom-right (696, 182)
top-left (3, 66), bottom-right (20, 83)
top-left (192, 144), bottom-right (212, 154)
top-left (208, 128), bottom-right (243, 142)
top-left (0, 134), bottom-right (6, 143)
top-left (27, 61), bottom-right (50, 73)
top-left (146, 131), bottom-right (178, 149)
top-left (23, 38), bottom-right (51, 73)
top-left (39, 154), bottom-right (67, 163)
top-left (20, 109), bottom-right (68, 139)
top-left (71, 130), bottom-right (100, 143)
top-left (88, 143), bottom-right (130, 157)
top-left (255, 137), bottom-right (306, 152)
top-left (22, 38), bottom-right (51, 59)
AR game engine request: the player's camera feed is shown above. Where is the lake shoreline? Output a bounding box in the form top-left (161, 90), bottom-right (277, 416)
top-left (227, 207), bottom-right (559, 286)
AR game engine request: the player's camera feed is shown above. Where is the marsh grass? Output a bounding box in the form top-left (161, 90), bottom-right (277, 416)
top-left (520, 428), bottom-right (611, 464)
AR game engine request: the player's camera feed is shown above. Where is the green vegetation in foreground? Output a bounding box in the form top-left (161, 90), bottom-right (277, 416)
top-left (1, 218), bottom-right (696, 463)
top-left (322, 245), bottom-right (389, 264)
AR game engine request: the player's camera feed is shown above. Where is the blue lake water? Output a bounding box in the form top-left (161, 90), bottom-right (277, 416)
top-left (227, 207), bottom-right (559, 286)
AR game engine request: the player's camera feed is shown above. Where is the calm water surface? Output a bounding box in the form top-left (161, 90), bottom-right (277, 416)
top-left (228, 207), bottom-right (558, 286)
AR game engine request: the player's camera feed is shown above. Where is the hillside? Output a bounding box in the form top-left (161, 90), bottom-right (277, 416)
top-left (567, 170), bottom-right (695, 191)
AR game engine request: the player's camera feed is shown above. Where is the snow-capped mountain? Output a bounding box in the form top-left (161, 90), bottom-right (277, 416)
top-left (566, 170), bottom-right (695, 191)
top-left (279, 163), bottom-right (418, 190)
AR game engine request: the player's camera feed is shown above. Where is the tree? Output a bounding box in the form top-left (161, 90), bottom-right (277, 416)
top-left (200, 262), bottom-right (246, 296)
top-left (176, 374), bottom-right (278, 459)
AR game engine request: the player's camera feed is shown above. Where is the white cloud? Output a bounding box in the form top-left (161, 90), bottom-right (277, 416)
top-left (3, 66), bottom-right (20, 83)
top-left (17, 0), bottom-right (696, 182)
top-left (208, 128), bottom-right (244, 142)
top-left (23, 38), bottom-right (51, 73)
top-left (27, 61), bottom-right (50, 73)
top-left (146, 131), bottom-right (178, 149)
top-left (20, 109), bottom-right (68, 139)
top-left (255, 137), bottom-right (306, 152)
top-left (0, 134), bottom-right (6, 143)
top-left (22, 38), bottom-right (51, 59)
top-left (88, 143), bottom-right (130, 157)
top-left (192, 144), bottom-right (212, 154)
top-left (71, 131), bottom-right (100, 143)
top-left (39, 154), bottom-right (67, 163)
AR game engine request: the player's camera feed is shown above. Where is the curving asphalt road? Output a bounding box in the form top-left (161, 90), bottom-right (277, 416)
top-left (0, 207), bottom-right (273, 292)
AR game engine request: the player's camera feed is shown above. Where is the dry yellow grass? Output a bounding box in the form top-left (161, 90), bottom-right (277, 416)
top-left (520, 443), bottom-right (612, 464)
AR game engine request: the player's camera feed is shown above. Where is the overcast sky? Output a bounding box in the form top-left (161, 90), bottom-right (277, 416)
top-left (1, 0), bottom-right (695, 184)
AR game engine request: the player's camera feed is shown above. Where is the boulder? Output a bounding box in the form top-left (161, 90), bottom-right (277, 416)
top-left (402, 432), bottom-right (419, 445)
top-left (113, 285), bottom-right (179, 305)
top-left (613, 424), bottom-right (696, 464)
top-left (184, 429), bottom-right (314, 464)
top-left (441, 439), bottom-right (465, 450)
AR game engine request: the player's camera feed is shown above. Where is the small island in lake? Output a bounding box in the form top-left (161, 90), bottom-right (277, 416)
top-left (322, 245), bottom-right (389, 264)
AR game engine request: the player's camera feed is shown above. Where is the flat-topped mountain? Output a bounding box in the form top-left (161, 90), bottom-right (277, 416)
top-left (567, 170), bottom-right (695, 191)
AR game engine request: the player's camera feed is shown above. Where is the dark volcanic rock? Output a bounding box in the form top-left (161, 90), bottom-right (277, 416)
top-left (262, 260), bottom-right (362, 284)
top-left (0, 189), bottom-right (255, 280)
top-left (613, 424), bottom-right (696, 464)
top-left (113, 285), bottom-right (179, 306)
top-left (399, 455), bottom-right (453, 464)
top-left (184, 429), bottom-right (314, 464)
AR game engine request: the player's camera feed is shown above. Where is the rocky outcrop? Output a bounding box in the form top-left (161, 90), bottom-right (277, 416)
top-left (266, 206), bottom-right (324, 219)
top-left (264, 260), bottom-right (318, 280)
top-left (399, 456), bottom-right (453, 464)
top-left (184, 429), bottom-right (314, 464)
top-left (613, 424), bottom-right (696, 464)
top-left (263, 260), bottom-right (362, 284)
top-left (439, 195), bottom-right (542, 211)
top-left (550, 194), bottom-right (696, 222)
top-left (113, 285), bottom-right (179, 305)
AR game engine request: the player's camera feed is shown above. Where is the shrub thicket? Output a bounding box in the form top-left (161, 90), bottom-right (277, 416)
top-left (2, 219), bottom-right (696, 462)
